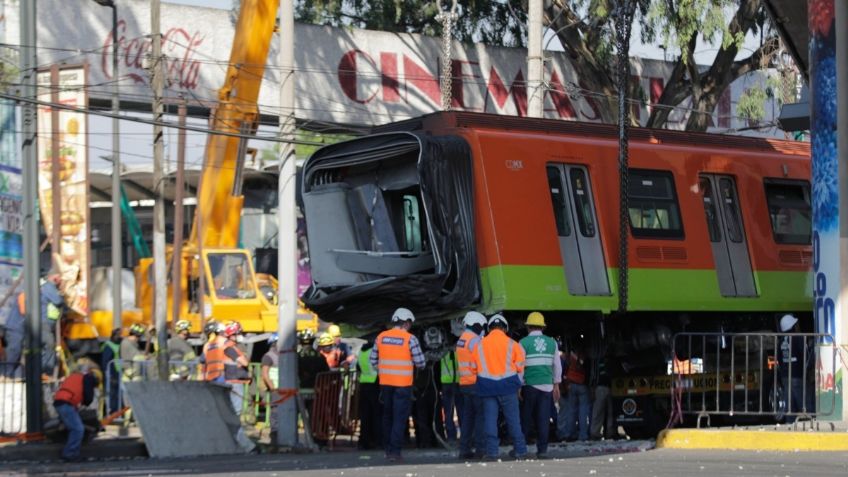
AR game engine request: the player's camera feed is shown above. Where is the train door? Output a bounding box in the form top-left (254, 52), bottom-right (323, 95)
top-left (699, 174), bottom-right (757, 297)
top-left (546, 164), bottom-right (610, 295)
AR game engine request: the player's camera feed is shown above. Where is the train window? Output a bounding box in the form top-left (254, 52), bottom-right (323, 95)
top-left (546, 166), bottom-right (572, 236)
top-left (764, 181), bottom-right (812, 244)
top-left (569, 168), bottom-right (596, 237)
top-left (402, 195), bottom-right (423, 252)
top-left (627, 169), bottom-right (684, 239)
top-left (699, 177), bottom-right (722, 243)
top-left (718, 178), bottom-right (744, 243)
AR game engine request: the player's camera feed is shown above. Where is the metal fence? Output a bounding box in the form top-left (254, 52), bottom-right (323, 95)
top-left (310, 370), bottom-right (358, 443)
top-left (669, 332), bottom-right (835, 427)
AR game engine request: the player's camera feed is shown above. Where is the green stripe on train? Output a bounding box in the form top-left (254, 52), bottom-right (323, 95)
top-left (479, 265), bottom-right (812, 314)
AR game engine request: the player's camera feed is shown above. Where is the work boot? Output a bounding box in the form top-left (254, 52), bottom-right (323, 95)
top-left (458, 451), bottom-right (475, 460)
top-left (508, 449), bottom-right (527, 460)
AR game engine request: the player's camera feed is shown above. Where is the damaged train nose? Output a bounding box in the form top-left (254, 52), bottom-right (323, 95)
top-left (301, 132), bottom-right (478, 325)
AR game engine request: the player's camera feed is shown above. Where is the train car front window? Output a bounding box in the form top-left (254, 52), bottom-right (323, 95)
top-left (764, 180), bottom-right (812, 245)
top-left (627, 169), bottom-right (684, 239)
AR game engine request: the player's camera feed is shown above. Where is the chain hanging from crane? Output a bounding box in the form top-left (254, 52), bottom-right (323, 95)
top-left (613, 0), bottom-right (636, 314)
top-left (435, 0), bottom-right (458, 111)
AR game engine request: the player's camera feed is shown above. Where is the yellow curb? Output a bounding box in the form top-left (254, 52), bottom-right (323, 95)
top-left (657, 429), bottom-right (848, 451)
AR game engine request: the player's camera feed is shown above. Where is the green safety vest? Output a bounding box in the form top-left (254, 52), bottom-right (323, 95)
top-left (519, 334), bottom-right (556, 386)
top-left (101, 341), bottom-right (122, 373)
top-left (358, 349), bottom-right (378, 384)
top-left (440, 350), bottom-right (458, 384)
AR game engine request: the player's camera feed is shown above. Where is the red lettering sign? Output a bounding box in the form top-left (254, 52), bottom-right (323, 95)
top-left (486, 67), bottom-right (527, 116)
top-left (101, 19), bottom-right (204, 91)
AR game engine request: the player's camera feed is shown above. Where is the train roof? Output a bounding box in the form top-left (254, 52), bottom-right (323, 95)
top-left (372, 112), bottom-right (810, 157)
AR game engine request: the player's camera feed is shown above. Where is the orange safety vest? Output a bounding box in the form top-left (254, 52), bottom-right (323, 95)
top-left (204, 340), bottom-right (226, 381)
top-left (375, 327), bottom-right (415, 387)
top-left (17, 292), bottom-right (25, 314)
top-left (456, 330), bottom-right (481, 386)
top-left (54, 373), bottom-right (85, 408)
top-left (475, 329), bottom-right (525, 380)
top-left (565, 351), bottom-right (586, 384)
top-left (320, 347), bottom-right (343, 369)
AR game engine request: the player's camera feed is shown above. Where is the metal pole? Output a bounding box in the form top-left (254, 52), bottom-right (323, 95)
top-left (276, 0), bottom-right (298, 447)
top-left (21, 0), bottom-right (42, 433)
top-left (836, 0), bottom-right (848, 422)
top-left (527, 0), bottom-right (544, 118)
top-left (171, 100), bottom-right (187, 329)
top-left (151, 0), bottom-right (169, 378)
top-left (49, 65), bottom-right (61, 264)
top-left (110, 3), bottom-right (122, 331)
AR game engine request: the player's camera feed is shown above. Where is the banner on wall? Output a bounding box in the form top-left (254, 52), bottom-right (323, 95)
top-left (0, 99), bottom-right (22, 327)
top-left (36, 66), bottom-right (91, 316)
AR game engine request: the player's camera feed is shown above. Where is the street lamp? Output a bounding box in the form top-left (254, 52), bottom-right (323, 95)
top-left (92, 0), bottom-right (122, 330)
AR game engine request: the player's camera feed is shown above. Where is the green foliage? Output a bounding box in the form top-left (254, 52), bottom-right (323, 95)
top-left (259, 130), bottom-right (355, 163)
top-left (736, 87), bottom-right (766, 123)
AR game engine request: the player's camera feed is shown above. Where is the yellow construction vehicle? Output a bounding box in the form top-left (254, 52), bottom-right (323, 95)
top-left (133, 0), bottom-right (283, 334)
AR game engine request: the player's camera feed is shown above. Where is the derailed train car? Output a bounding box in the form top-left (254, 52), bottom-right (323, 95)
top-left (301, 112), bottom-right (812, 432)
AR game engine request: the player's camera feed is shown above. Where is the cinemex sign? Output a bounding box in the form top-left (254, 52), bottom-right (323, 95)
top-left (8, 0), bottom-right (768, 130)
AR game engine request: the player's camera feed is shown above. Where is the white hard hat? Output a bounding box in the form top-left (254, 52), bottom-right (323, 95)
top-left (780, 314), bottom-right (798, 332)
top-left (462, 311), bottom-right (487, 328)
top-left (391, 307), bottom-right (415, 323)
top-left (488, 314), bottom-right (508, 329)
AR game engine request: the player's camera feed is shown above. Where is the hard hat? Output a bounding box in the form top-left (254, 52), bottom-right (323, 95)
top-left (317, 332), bottom-right (335, 347)
top-left (203, 321), bottom-right (219, 336)
top-left (423, 326), bottom-right (445, 349)
top-left (780, 314), bottom-right (798, 332)
top-left (327, 324), bottom-right (342, 339)
top-left (462, 311), bottom-right (487, 328)
top-left (525, 311), bottom-right (546, 328)
top-left (223, 321), bottom-right (243, 338)
top-left (391, 307), bottom-right (415, 323)
top-left (175, 320), bottom-right (191, 333)
top-left (268, 333), bottom-right (279, 344)
top-left (129, 323), bottom-right (146, 337)
top-left (488, 314), bottom-right (508, 330)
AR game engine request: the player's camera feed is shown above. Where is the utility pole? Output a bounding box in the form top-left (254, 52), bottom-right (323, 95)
top-left (171, 100), bottom-right (187, 329)
top-left (527, 0), bottom-right (544, 118)
top-left (151, 0), bottom-right (169, 378)
top-left (21, 0), bottom-right (42, 433)
top-left (276, 0), bottom-right (298, 447)
top-left (108, 1), bottom-right (122, 331)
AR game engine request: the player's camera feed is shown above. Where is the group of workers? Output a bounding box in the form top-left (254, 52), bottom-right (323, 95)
top-left (358, 307), bottom-right (614, 461)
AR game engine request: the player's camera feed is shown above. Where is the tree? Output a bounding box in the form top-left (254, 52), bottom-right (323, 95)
top-left (296, 0), bottom-right (781, 132)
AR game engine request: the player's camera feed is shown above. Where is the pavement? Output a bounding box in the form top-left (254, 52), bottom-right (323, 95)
top-left (2, 444), bottom-right (847, 477)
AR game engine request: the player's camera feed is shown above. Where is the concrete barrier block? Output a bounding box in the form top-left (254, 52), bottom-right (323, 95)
top-left (123, 381), bottom-right (247, 458)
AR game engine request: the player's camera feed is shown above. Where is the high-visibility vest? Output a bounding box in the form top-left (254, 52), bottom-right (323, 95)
top-left (101, 340), bottom-right (122, 374)
top-left (476, 329), bottom-right (525, 381)
top-left (375, 327), bottom-right (414, 387)
top-left (54, 372), bottom-right (85, 408)
top-left (456, 331), bottom-right (480, 386)
top-left (519, 334), bottom-right (556, 386)
top-left (17, 292), bottom-right (25, 314)
top-left (440, 350), bottom-right (458, 384)
top-left (204, 341), bottom-right (226, 382)
top-left (321, 347), bottom-right (343, 369)
top-left (358, 349), bottom-right (378, 384)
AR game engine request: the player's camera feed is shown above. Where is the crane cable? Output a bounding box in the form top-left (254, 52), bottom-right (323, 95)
top-left (435, 0), bottom-right (458, 111)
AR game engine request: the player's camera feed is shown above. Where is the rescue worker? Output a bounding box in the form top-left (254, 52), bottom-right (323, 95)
top-left (456, 311), bottom-right (486, 459)
top-left (327, 324), bottom-right (353, 357)
top-left (559, 341), bottom-right (590, 442)
top-left (53, 363), bottom-right (99, 461)
top-left (778, 314), bottom-right (813, 419)
top-left (357, 339), bottom-right (382, 450)
top-left (120, 324), bottom-right (147, 382)
top-left (475, 314), bottom-right (527, 460)
top-left (100, 329), bottom-right (122, 413)
top-left (413, 326), bottom-right (443, 448)
top-left (168, 320), bottom-right (196, 380)
top-left (316, 332), bottom-right (349, 370)
top-left (439, 334), bottom-right (462, 443)
top-left (201, 320), bottom-right (224, 369)
top-left (220, 321), bottom-right (255, 452)
top-left (369, 307), bottom-right (426, 461)
top-left (589, 346), bottom-right (615, 440)
top-left (261, 333), bottom-right (280, 442)
top-left (518, 312), bottom-right (561, 459)
top-left (40, 271), bottom-right (65, 376)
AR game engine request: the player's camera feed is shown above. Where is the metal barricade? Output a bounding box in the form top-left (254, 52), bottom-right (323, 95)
top-left (311, 370), bottom-right (358, 443)
top-left (669, 332), bottom-right (835, 427)
top-left (0, 362), bottom-right (25, 435)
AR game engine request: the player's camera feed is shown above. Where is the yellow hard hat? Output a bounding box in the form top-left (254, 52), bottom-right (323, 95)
top-left (327, 324), bottom-right (342, 339)
top-left (525, 312), bottom-right (546, 328)
top-left (317, 332), bottom-right (335, 347)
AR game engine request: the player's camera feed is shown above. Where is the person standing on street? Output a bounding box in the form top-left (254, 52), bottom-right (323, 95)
top-left (590, 345), bottom-right (615, 440)
top-left (202, 320), bottom-right (227, 382)
top-left (439, 337), bottom-right (462, 443)
top-left (220, 321), bottom-right (255, 453)
top-left (456, 311), bottom-right (486, 459)
top-left (100, 329), bottom-right (122, 413)
top-left (260, 333), bottom-right (281, 443)
top-left (559, 341), bottom-right (590, 442)
top-left (120, 324), bottom-right (147, 382)
top-left (53, 363), bottom-right (99, 461)
top-left (168, 320), bottom-right (196, 379)
top-left (370, 307), bottom-right (425, 461)
top-left (518, 312), bottom-right (561, 459)
top-left (475, 314), bottom-right (527, 460)
top-left (40, 271), bottom-right (65, 376)
top-left (357, 339), bottom-right (382, 450)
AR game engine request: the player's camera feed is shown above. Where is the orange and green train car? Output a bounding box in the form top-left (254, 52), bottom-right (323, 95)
top-left (302, 111), bottom-right (811, 325)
